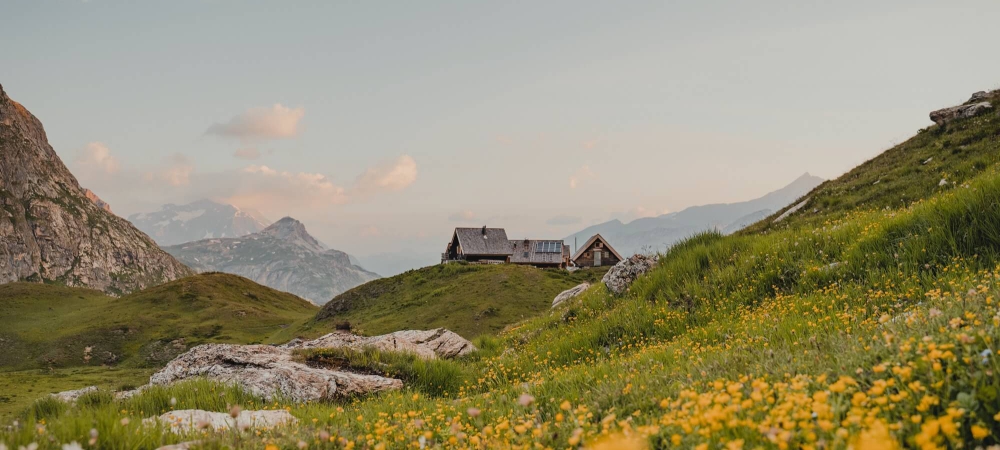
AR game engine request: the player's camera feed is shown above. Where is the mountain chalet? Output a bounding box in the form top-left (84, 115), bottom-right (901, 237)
top-left (442, 227), bottom-right (622, 269)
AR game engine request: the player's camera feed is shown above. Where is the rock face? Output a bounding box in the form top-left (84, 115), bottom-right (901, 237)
top-left (552, 282), bottom-right (590, 308)
top-left (602, 254), bottom-right (659, 295)
top-left (0, 84), bottom-right (191, 293)
top-left (129, 199), bottom-right (270, 246)
top-left (286, 328), bottom-right (478, 359)
top-left (163, 217), bottom-right (379, 304)
top-left (148, 343), bottom-right (403, 401)
top-left (82, 189), bottom-right (112, 213)
top-left (929, 101), bottom-right (993, 125)
top-left (147, 409), bottom-right (297, 433)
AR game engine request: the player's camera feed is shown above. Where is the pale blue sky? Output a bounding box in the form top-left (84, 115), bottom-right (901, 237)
top-left (3, 0), bottom-right (999, 259)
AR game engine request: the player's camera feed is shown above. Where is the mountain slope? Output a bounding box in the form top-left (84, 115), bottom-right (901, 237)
top-left (0, 272), bottom-right (317, 371)
top-left (743, 91), bottom-right (1000, 235)
top-left (128, 199), bottom-right (270, 246)
top-left (565, 172), bottom-right (823, 256)
top-left (0, 84), bottom-right (191, 294)
top-left (301, 263), bottom-right (607, 339)
top-left (164, 217), bottom-right (379, 304)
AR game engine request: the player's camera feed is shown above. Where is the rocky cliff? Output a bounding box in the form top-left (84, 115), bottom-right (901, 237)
top-left (164, 217), bottom-right (379, 304)
top-left (0, 84), bottom-right (192, 293)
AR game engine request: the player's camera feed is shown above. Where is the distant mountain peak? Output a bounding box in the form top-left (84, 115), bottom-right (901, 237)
top-left (164, 217), bottom-right (378, 304)
top-left (129, 199), bottom-right (270, 246)
top-left (261, 217), bottom-right (325, 251)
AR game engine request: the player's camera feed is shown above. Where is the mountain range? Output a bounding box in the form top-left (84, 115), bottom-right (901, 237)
top-left (163, 217), bottom-right (379, 304)
top-left (128, 199), bottom-right (271, 246)
top-left (0, 84), bottom-right (191, 294)
top-left (565, 172), bottom-right (824, 257)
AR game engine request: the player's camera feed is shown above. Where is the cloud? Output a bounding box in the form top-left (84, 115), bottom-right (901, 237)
top-left (206, 104), bottom-right (305, 140)
top-left (448, 210), bottom-right (477, 222)
top-left (75, 142), bottom-right (120, 174)
top-left (141, 153), bottom-right (194, 187)
top-left (359, 225), bottom-right (381, 237)
top-left (233, 147), bottom-right (261, 160)
top-left (546, 214), bottom-right (582, 226)
top-left (569, 165), bottom-right (595, 189)
top-left (353, 155), bottom-right (418, 194)
top-left (233, 164), bottom-right (349, 208)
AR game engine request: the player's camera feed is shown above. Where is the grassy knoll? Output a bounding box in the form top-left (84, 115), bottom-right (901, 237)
top-left (2, 95), bottom-right (1000, 448)
top-left (0, 368), bottom-right (152, 421)
top-left (0, 272), bottom-right (318, 371)
top-left (297, 264), bottom-right (607, 340)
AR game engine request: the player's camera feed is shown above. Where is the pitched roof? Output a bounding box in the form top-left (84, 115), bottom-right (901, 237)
top-left (510, 239), bottom-right (567, 265)
top-left (454, 227), bottom-right (513, 256)
top-left (571, 234), bottom-right (624, 262)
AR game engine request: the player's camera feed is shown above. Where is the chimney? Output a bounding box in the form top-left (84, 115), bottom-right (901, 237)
top-left (481, 225), bottom-right (487, 235)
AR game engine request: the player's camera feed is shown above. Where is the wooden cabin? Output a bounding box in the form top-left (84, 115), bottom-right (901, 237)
top-left (442, 226), bottom-right (513, 264)
top-left (510, 239), bottom-right (570, 269)
top-left (571, 234), bottom-right (622, 267)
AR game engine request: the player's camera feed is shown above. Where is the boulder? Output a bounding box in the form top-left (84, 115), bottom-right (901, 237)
top-left (148, 344), bottom-right (403, 401)
top-left (50, 386), bottom-right (97, 403)
top-left (602, 254), bottom-right (659, 296)
top-left (146, 409), bottom-right (296, 433)
top-left (285, 328), bottom-right (477, 359)
top-left (929, 101), bottom-right (992, 125)
top-left (552, 283), bottom-right (590, 308)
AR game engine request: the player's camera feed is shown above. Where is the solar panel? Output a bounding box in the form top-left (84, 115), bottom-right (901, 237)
top-left (535, 241), bottom-right (562, 253)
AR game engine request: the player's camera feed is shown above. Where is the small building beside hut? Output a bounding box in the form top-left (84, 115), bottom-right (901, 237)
top-left (570, 233), bottom-right (622, 268)
top-left (510, 239), bottom-right (570, 269)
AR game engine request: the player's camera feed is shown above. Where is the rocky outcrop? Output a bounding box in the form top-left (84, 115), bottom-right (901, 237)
top-left (147, 343), bottom-right (403, 401)
top-left (163, 217), bottom-right (379, 304)
top-left (929, 102), bottom-right (993, 125)
top-left (50, 386), bottom-right (97, 402)
top-left (139, 328), bottom-right (473, 401)
top-left (603, 254), bottom-right (659, 295)
top-left (0, 84), bottom-right (191, 293)
top-left (82, 189), bottom-right (112, 213)
top-left (552, 283), bottom-right (590, 308)
top-left (968, 90), bottom-right (996, 103)
top-left (146, 409), bottom-right (297, 433)
top-left (285, 328), bottom-right (477, 359)
top-left (129, 199), bottom-right (270, 246)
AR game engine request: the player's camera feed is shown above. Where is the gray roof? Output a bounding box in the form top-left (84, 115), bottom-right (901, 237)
top-left (454, 227), bottom-right (513, 256)
top-left (510, 239), bottom-right (568, 265)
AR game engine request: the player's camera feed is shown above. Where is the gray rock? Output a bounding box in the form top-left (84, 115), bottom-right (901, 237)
top-left (50, 386), bottom-right (97, 403)
top-left (148, 344), bottom-right (403, 401)
top-left (929, 101), bottom-right (993, 125)
top-left (968, 90), bottom-right (996, 103)
top-left (146, 409), bottom-right (296, 433)
top-left (0, 84), bottom-right (191, 294)
top-left (285, 328), bottom-right (477, 359)
top-left (552, 283), bottom-right (590, 308)
top-left (602, 254), bottom-right (659, 296)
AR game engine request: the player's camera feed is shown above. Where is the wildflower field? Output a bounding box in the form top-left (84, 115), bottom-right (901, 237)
top-left (3, 98), bottom-right (1000, 449)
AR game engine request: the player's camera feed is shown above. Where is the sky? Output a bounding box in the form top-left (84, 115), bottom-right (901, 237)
top-left (3, 0), bottom-right (1000, 264)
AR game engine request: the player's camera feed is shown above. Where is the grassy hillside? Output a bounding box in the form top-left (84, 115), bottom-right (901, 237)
top-left (0, 272), bottom-right (318, 371)
top-left (296, 263), bottom-right (607, 340)
top-left (3, 94), bottom-right (1000, 448)
top-left (743, 91), bottom-right (1000, 234)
